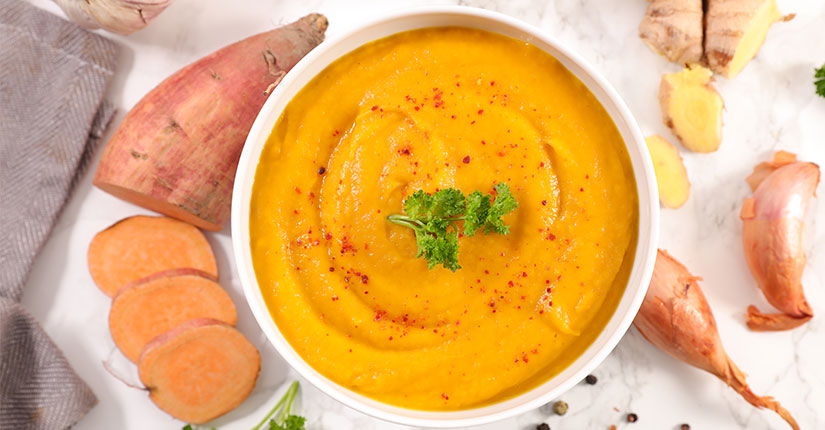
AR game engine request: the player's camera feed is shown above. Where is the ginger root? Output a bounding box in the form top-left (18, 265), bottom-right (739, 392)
top-left (646, 135), bottom-right (691, 208)
top-left (705, 0), bottom-right (786, 79)
top-left (640, 0), bottom-right (791, 79)
top-left (659, 65), bottom-right (724, 153)
top-left (639, 0), bottom-right (703, 65)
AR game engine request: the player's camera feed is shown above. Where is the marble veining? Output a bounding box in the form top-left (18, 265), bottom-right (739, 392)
top-left (21, 0), bottom-right (825, 428)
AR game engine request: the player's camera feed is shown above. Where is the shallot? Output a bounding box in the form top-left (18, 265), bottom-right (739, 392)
top-left (741, 151), bottom-right (820, 331)
top-left (634, 249), bottom-right (798, 429)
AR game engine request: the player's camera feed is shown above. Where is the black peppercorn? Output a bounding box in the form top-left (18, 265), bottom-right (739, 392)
top-left (585, 374), bottom-right (598, 385)
top-left (627, 413), bottom-right (638, 423)
top-left (536, 424), bottom-right (550, 430)
top-left (680, 424), bottom-right (691, 430)
top-left (318, 167), bottom-right (326, 174)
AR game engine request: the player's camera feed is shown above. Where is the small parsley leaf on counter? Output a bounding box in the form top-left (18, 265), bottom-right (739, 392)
top-left (816, 63), bottom-right (825, 98)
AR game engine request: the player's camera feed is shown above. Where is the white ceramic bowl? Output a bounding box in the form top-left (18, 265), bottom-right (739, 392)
top-left (232, 6), bottom-right (659, 428)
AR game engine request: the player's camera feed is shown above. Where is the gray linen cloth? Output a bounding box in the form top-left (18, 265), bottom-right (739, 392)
top-left (0, 1), bottom-right (119, 428)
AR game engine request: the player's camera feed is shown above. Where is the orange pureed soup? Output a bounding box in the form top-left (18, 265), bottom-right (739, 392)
top-left (250, 27), bottom-right (638, 410)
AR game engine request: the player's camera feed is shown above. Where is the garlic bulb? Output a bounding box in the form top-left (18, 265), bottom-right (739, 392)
top-left (53, 0), bottom-right (173, 35)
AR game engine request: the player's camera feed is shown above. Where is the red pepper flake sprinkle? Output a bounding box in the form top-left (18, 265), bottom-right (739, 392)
top-left (478, 109), bottom-right (484, 115)
top-left (490, 81), bottom-right (495, 86)
top-left (580, 187), bottom-right (584, 192)
top-left (361, 274), bottom-right (369, 284)
top-left (294, 187), bottom-right (301, 194)
top-left (324, 232), bottom-right (333, 240)
top-left (462, 156), bottom-right (471, 164)
top-left (541, 200), bottom-right (547, 206)
top-left (450, 115), bottom-right (457, 119)
top-left (371, 105), bottom-right (378, 111)
top-left (441, 393), bottom-right (449, 400)
top-left (414, 106), bottom-right (420, 111)
top-left (522, 272), bottom-right (528, 277)
top-left (547, 233), bottom-right (556, 241)
top-left (331, 296), bottom-right (339, 301)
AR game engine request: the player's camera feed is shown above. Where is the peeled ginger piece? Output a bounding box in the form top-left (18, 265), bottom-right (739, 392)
top-left (705, 0), bottom-right (785, 79)
top-left (659, 65), bottom-right (724, 153)
top-left (646, 135), bottom-right (691, 209)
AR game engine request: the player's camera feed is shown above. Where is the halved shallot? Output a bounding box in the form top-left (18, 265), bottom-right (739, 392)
top-left (634, 249), bottom-right (798, 430)
top-left (741, 151), bottom-right (820, 331)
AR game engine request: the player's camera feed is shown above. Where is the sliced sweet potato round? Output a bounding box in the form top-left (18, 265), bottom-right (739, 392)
top-left (138, 319), bottom-right (260, 424)
top-left (88, 215), bottom-right (218, 297)
top-left (109, 269), bottom-right (237, 362)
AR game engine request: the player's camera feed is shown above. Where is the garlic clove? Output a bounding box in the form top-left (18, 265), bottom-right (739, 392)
top-left (52, 0), bottom-right (173, 35)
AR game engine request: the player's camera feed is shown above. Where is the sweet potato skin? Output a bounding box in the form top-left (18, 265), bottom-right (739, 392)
top-left (88, 216), bottom-right (218, 297)
top-left (138, 319), bottom-right (260, 424)
top-left (109, 269), bottom-right (237, 362)
top-left (93, 14), bottom-right (329, 231)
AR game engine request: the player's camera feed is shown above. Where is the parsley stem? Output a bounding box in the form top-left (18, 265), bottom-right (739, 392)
top-left (251, 381), bottom-right (299, 430)
top-left (387, 214), bottom-right (425, 230)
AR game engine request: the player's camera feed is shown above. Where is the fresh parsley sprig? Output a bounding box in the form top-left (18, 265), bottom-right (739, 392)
top-left (183, 381), bottom-right (306, 430)
top-left (252, 381), bottom-right (306, 430)
top-left (816, 63), bottom-right (825, 98)
top-left (387, 183), bottom-right (518, 271)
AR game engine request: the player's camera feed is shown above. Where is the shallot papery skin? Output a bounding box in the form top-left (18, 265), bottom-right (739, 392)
top-left (53, 0), bottom-right (173, 35)
top-left (634, 250), bottom-right (799, 430)
top-left (741, 151), bottom-right (820, 331)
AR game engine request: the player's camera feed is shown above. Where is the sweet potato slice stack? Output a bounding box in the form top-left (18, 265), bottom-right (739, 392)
top-left (138, 319), bottom-right (260, 424)
top-left (88, 215), bottom-right (260, 422)
top-left (109, 268), bottom-right (237, 362)
top-left (88, 215), bottom-right (218, 297)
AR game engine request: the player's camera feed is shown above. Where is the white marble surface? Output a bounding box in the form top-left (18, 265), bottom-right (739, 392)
top-left (21, 0), bottom-right (825, 429)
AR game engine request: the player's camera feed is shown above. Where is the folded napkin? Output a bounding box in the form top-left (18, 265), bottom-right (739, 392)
top-left (0, 1), bottom-right (119, 428)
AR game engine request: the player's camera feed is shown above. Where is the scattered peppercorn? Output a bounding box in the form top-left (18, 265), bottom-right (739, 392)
top-left (552, 400), bottom-right (568, 416)
top-left (627, 413), bottom-right (638, 423)
top-left (585, 374), bottom-right (598, 385)
top-left (318, 167), bottom-right (326, 174)
top-left (536, 424), bottom-right (550, 430)
top-left (680, 424), bottom-right (691, 430)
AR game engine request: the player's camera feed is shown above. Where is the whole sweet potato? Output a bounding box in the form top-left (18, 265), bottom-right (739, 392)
top-left (94, 14), bottom-right (328, 230)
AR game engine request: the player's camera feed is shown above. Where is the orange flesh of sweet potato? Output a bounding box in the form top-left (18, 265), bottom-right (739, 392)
top-left (88, 216), bottom-right (217, 297)
top-left (109, 268), bottom-right (237, 362)
top-left (92, 14), bottom-right (328, 231)
top-left (138, 319), bottom-right (260, 424)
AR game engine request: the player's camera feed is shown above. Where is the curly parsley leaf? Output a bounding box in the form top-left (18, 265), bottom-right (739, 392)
top-left (485, 183), bottom-right (519, 234)
top-left (816, 63), bottom-right (825, 98)
top-left (388, 183), bottom-right (518, 271)
top-left (463, 191), bottom-right (491, 236)
top-left (269, 414), bottom-right (306, 430)
top-left (403, 189), bottom-right (434, 218)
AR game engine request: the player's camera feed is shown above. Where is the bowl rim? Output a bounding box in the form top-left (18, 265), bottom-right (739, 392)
top-left (231, 5), bottom-right (659, 428)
